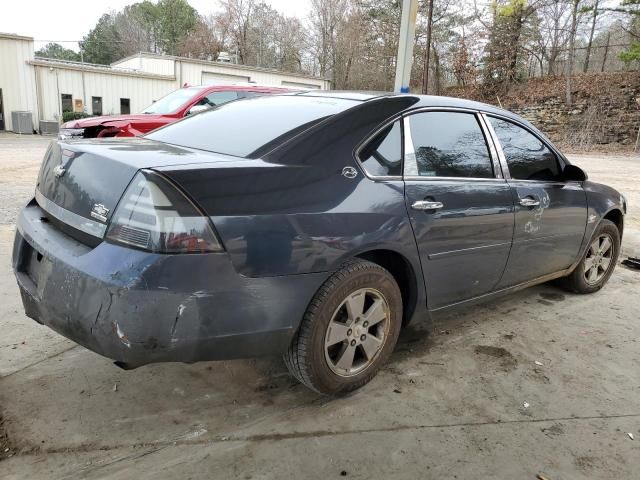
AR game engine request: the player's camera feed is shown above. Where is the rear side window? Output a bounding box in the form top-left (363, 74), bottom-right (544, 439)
top-left (358, 121), bottom-right (402, 176)
top-left (147, 96), bottom-right (356, 158)
top-left (488, 117), bottom-right (561, 181)
top-left (408, 111), bottom-right (493, 178)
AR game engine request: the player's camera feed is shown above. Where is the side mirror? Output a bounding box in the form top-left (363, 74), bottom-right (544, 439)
top-left (186, 104), bottom-right (210, 116)
top-left (563, 164), bottom-right (588, 182)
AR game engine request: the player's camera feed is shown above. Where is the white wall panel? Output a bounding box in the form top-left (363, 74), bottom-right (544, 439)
top-left (0, 35), bottom-right (38, 131)
top-left (2, 37), bottom-right (330, 133)
top-left (36, 66), bottom-right (176, 121)
top-left (177, 60), bottom-right (328, 89)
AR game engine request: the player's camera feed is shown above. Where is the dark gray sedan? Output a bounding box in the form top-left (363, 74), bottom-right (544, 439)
top-left (13, 92), bottom-right (626, 395)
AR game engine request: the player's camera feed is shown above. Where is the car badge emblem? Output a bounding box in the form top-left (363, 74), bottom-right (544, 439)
top-left (90, 203), bottom-right (110, 222)
top-left (342, 166), bottom-right (358, 179)
top-left (53, 165), bottom-right (66, 178)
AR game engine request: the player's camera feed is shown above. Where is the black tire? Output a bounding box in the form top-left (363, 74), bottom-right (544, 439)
top-left (561, 219), bottom-right (620, 294)
top-left (284, 259), bottom-right (402, 396)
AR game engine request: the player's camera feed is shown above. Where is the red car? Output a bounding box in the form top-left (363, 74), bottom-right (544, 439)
top-left (58, 84), bottom-right (297, 139)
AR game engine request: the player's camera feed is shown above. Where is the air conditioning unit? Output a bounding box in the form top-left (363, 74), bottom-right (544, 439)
top-left (40, 121), bottom-right (59, 135)
top-left (11, 111), bottom-right (33, 134)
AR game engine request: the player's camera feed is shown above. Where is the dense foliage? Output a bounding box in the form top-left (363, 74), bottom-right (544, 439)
top-left (76, 0), bottom-right (639, 96)
top-left (80, 0), bottom-right (198, 64)
top-left (35, 43), bottom-right (81, 62)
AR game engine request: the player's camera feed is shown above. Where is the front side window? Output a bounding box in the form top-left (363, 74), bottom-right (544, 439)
top-left (92, 96), bottom-right (102, 116)
top-left (358, 121), bottom-right (402, 176)
top-left (488, 117), bottom-right (561, 181)
top-left (408, 111), bottom-right (494, 178)
top-left (200, 91), bottom-right (239, 107)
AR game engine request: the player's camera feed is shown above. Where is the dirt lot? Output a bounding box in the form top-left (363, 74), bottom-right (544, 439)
top-left (0, 132), bottom-right (639, 479)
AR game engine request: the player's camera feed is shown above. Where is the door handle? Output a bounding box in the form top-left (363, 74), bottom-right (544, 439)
top-left (519, 196), bottom-right (540, 207)
top-left (411, 200), bottom-right (444, 211)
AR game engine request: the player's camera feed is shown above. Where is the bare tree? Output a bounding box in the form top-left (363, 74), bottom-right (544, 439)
top-left (178, 15), bottom-right (225, 60)
top-left (308, 0), bottom-right (349, 79)
top-left (219, 0), bottom-right (255, 64)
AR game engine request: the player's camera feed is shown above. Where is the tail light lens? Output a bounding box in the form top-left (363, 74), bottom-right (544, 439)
top-left (106, 170), bottom-right (223, 253)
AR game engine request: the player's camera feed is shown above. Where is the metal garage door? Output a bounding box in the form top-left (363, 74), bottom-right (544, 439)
top-left (202, 71), bottom-right (250, 85)
top-left (282, 81), bottom-right (321, 90)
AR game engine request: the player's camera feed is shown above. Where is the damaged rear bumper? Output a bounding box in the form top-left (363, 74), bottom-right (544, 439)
top-left (12, 201), bottom-right (327, 367)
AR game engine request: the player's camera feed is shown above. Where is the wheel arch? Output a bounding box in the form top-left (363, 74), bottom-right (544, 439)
top-left (603, 208), bottom-right (624, 238)
top-left (355, 248), bottom-right (422, 326)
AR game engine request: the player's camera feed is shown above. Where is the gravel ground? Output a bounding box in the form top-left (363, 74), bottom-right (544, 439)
top-left (0, 134), bottom-right (52, 225)
top-left (0, 133), bottom-right (639, 479)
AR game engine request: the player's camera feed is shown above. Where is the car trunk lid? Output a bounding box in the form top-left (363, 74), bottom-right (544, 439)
top-left (36, 137), bottom-right (244, 239)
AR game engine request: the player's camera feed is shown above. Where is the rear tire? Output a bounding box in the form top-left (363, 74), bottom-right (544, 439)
top-left (284, 259), bottom-right (402, 396)
top-left (561, 219), bottom-right (620, 294)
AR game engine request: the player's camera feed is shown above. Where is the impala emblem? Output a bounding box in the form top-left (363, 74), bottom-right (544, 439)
top-left (90, 203), bottom-right (110, 222)
top-left (53, 165), bottom-right (66, 178)
top-left (342, 166), bottom-right (358, 179)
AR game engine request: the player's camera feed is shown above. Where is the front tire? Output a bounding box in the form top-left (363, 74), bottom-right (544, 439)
top-left (284, 259), bottom-right (402, 396)
top-left (561, 219), bottom-right (620, 294)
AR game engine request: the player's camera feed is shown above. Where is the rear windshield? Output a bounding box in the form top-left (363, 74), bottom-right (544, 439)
top-left (146, 95), bottom-right (357, 158)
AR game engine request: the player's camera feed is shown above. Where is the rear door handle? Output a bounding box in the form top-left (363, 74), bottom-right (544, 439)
top-left (519, 196), bottom-right (540, 207)
top-left (411, 200), bottom-right (444, 211)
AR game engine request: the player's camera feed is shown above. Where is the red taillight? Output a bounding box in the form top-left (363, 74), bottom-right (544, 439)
top-left (105, 170), bottom-right (223, 254)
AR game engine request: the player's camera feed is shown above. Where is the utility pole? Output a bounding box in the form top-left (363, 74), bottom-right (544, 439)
top-left (394, 0), bottom-right (419, 93)
top-left (422, 0), bottom-right (434, 94)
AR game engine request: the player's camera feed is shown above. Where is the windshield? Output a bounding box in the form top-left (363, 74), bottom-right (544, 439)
top-left (143, 87), bottom-right (206, 114)
top-left (146, 95), bottom-right (357, 158)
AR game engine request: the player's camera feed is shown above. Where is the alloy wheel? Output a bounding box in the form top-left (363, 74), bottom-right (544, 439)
top-left (324, 288), bottom-right (390, 377)
top-left (584, 234), bottom-right (614, 285)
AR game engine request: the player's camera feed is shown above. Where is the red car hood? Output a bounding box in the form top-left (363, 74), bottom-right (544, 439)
top-left (62, 114), bottom-right (169, 129)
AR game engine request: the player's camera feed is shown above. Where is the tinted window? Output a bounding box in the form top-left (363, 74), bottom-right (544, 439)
top-left (200, 91), bottom-right (239, 106)
top-left (409, 112), bottom-right (493, 178)
top-left (147, 96), bottom-right (356, 158)
top-left (489, 117), bottom-right (561, 181)
top-left (359, 121), bottom-right (402, 176)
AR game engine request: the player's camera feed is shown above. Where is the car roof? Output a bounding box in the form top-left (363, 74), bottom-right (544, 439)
top-left (292, 90), bottom-right (393, 101)
top-left (186, 84), bottom-right (300, 92)
top-left (291, 91), bottom-right (515, 117)
top-left (408, 94), bottom-right (510, 115)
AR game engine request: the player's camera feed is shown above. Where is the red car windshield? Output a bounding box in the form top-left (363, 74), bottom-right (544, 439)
top-left (143, 87), bottom-right (206, 114)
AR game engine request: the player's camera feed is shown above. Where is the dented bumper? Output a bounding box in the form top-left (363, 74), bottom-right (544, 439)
top-left (13, 201), bottom-right (327, 367)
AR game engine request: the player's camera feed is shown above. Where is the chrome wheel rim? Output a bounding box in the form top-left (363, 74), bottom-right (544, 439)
top-left (324, 288), bottom-right (390, 377)
top-left (584, 234), bottom-right (614, 285)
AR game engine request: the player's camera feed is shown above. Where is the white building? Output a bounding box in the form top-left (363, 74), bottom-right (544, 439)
top-left (0, 33), bottom-right (330, 133)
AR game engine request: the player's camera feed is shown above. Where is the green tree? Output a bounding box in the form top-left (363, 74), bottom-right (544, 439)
top-left (156, 0), bottom-right (198, 55)
top-left (116, 1), bottom-right (162, 54)
top-left (79, 13), bottom-right (123, 64)
top-left (615, 0), bottom-right (640, 65)
top-left (35, 43), bottom-right (81, 61)
top-left (79, 1), bottom-right (198, 64)
top-left (482, 0), bottom-right (539, 89)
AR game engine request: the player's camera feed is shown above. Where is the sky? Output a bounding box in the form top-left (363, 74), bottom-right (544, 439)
top-left (0, 0), bottom-right (311, 52)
